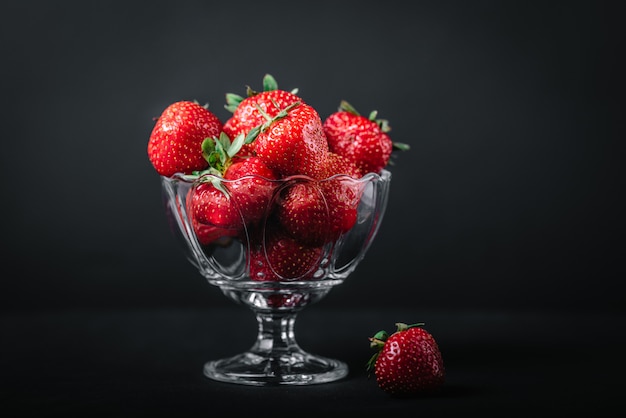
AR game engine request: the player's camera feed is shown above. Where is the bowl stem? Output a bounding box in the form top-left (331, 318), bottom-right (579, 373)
top-left (203, 311), bottom-right (348, 385)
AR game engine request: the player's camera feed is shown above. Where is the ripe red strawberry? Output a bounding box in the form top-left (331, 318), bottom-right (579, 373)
top-left (180, 181), bottom-right (240, 246)
top-left (323, 100), bottom-right (409, 176)
top-left (187, 181), bottom-right (241, 231)
top-left (266, 292), bottom-right (305, 308)
top-left (367, 323), bottom-right (445, 397)
top-left (322, 151), bottom-right (362, 179)
top-left (223, 156), bottom-right (279, 224)
top-left (187, 156), bottom-right (278, 233)
top-left (319, 152), bottom-right (364, 236)
top-left (321, 110), bottom-right (357, 157)
top-left (351, 129), bottom-right (394, 175)
top-left (191, 215), bottom-right (240, 246)
top-left (248, 226), bottom-right (324, 281)
top-left (320, 179), bottom-right (362, 238)
top-left (223, 74), bottom-right (302, 145)
top-left (253, 102), bottom-right (330, 178)
top-left (277, 170), bottom-right (363, 246)
top-left (277, 181), bottom-right (333, 247)
top-left (148, 101), bottom-right (223, 177)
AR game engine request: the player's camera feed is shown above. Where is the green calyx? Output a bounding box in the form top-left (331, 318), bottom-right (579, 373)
top-left (262, 73), bottom-right (279, 92)
top-left (366, 329), bottom-right (388, 375)
top-left (200, 132), bottom-right (236, 173)
top-left (224, 93), bottom-right (243, 114)
top-left (224, 73), bottom-right (299, 113)
top-left (196, 131), bottom-right (250, 196)
top-left (395, 322), bottom-right (425, 331)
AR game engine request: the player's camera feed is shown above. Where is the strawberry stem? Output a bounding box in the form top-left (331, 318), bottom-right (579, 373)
top-left (395, 322), bottom-right (425, 332)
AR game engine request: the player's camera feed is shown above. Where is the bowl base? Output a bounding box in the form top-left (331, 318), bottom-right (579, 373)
top-left (203, 350), bottom-right (349, 386)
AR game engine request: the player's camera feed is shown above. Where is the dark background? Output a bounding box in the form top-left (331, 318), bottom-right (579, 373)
top-left (1, 1), bottom-right (625, 416)
top-left (1, 0), bottom-right (622, 313)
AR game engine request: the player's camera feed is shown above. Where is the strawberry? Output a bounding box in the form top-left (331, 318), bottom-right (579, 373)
top-left (148, 101), bottom-right (223, 177)
top-left (351, 129), bottom-right (393, 175)
top-left (323, 100), bottom-right (409, 176)
top-left (180, 181), bottom-right (240, 246)
top-left (222, 156), bottom-right (279, 225)
top-left (191, 216), bottom-right (240, 246)
top-left (320, 152), bottom-right (364, 236)
top-left (187, 156), bottom-right (278, 233)
top-left (276, 167), bottom-right (363, 246)
top-left (252, 102), bottom-right (330, 178)
top-left (322, 151), bottom-right (362, 179)
top-left (266, 292), bottom-right (305, 308)
top-left (184, 125), bottom-right (280, 245)
top-left (187, 181), bottom-right (242, 231)
top-left (320, 179), bottom-right (362, 238)
top-left (277, 181), bottom-right (333, 247)
top-left (223, 74), bottom-right (302, 146)
top-left (321, 110), bottom-right (357, 157)
top-left (248, 226), bottom-right (324, 281)
top-left (367, 322), bottom-right (445, 397)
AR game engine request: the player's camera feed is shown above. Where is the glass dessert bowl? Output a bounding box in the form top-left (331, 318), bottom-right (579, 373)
top-left (161, 169), bottom-right (391, 385)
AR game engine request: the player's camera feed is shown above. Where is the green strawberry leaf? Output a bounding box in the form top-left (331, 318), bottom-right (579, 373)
top-left (217, 131), bottom-right (231, 151)
top-left (201, 137), bottom-right (216, 158)
top-left (224, 93), bottom-right (244, 113)
top-left (339, 99), bottom-right (359, 115)
top-left (371, 330), bottom-right (389, 345)
top-left (201, 136), bottom-right (229, 174)
top-left (194, 167), bottom-right (230, 199)
top-left (379, 119), bottom-right (391, 133)
top-left (244, 125), bottom-right (262, 144)
top-left (366, 351), bottom-right (379, 376)
top-left (366, 330), bottom-right (389, 376)
top-left (210, 175), bottom-right (230, 198)
top-left (262, 73), bottom-right (278, 91)
top-left (393, 142), bottom-right (411, 151)
top-left (228, 133), bottom-right (246, 157)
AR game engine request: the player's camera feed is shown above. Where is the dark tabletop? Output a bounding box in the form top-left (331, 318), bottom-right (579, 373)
top-left (1, 306), bottom-right (623, 418)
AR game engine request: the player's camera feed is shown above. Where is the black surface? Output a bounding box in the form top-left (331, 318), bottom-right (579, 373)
top-left (2, 307), bottom-right (624, 417)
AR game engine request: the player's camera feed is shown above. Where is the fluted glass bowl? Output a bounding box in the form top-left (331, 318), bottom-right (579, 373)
top-left (161, 169), bottom-right (391, 385)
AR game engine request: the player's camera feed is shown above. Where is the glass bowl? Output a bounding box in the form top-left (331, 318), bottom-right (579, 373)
top-left (160, 169), bottom-right (391, 385)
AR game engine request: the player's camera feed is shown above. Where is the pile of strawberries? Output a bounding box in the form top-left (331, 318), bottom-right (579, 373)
top-left (147, 74), bottom-right (408, 281)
